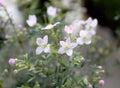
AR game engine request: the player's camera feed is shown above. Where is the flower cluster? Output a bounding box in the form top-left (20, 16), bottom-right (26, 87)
top-left (25, 13), bottom-right (98, 56)
top-left (35, 18), bottom-right (97, 56)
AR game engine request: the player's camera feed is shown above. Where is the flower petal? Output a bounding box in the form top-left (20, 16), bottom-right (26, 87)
top-left (66, 38), bottom-right (71, 44)
top-left (26, 15), bottom-right (37, 27)
top-left (85, 40), bottom-right (91, 45)
top-left (58, 47), bottom-right (65, 54)
top-left (44, 44), bottom-right (50, 53)
top-left (76, 37), bottom-right (84, 45)
top-left (80, 30), bottom-right (87, 37)
top-left (36, 47), bottom-right (43, 55)
top-left (43, 35), bottom-right (48, 44)
top-left (41, 24), bottom-right (53, 30)
top-left (70, 43), bottom-right (77, 48)
top-left (66, 49), bottom-right (73, 56)
top-left (60, 41), bottom-right (66, 47)
top-left (53, 22), bottom-right (60, 27)
top-left (91, 19), bottom-right (98, 28)
top-left (36, 38), bottom-right (43, 45)
top-left (86, 17), bottom-right (92, 24)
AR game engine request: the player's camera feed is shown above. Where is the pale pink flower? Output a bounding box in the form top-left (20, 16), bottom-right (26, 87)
top-left (76, 30), bottom-right (92, 45)
top-left (47, 6), bottom-right (57, 17)
top-left (26, 15), bottom-right (37, 27)
top-left (58, 38), bottom-right (77, 56)
top-left (85, 17), bottom-right (98, 35)
top-left (36, 35), bottom-right (50, 55)
top-left (8, 58), bottom-right (17, 65)
top-left (64, 25), bottom-right (74, 34)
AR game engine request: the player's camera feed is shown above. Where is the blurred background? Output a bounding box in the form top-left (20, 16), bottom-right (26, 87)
top-left (0, 0), bottom-right (120, 88)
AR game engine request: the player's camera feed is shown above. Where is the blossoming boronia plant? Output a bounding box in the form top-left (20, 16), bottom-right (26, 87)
top-left (8, 5), bottom-right (105, 88)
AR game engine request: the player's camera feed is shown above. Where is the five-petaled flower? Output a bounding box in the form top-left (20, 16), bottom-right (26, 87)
top-left (36, 35), bottom-right (50, 55)
top-left (26, 15), bottom-right (37, 27)
top-left (58, 38), bottom-right (77, 56)
top-left (64, 25), bottom-right (74, 34)
top-left (76, 30), bottom-right (92, 45)
top-left (47, 6), bottom-right (57, 17)
top-left (9, 58), bottom-right (17, 65)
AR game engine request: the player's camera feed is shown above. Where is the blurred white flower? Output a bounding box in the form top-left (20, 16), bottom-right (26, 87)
top-left (64, 25), bottom-right (74, 34)
top-left (76, 30), bottom-right (92, 45)
top-left (41, 22), bottom-right (60, 30)
top-left (36, 35), bottom-right (50, 55)
top-left (47, 6), bottom-right (57, 17)
top-left (26, 15), bottom-right (37, 27)
top-left (58, 38), bottom-right (77, 56)
top-left (85, 17), bottom-right (98, 35)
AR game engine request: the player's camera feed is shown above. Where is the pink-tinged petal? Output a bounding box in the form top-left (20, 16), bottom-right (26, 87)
top-left (36, 47), bottom-right (43, 55)
top-left (66, 49), bottom-right (73, 56)
top-left (91, 19), bottom-right (98, 27)
top-left (58, 47), bottom-right (65, 54)
top-left (44, 44), bottom-right (50, 53)
top-left (26, 15), bottom-right (37, 27)
top-left (86, 17), bottom-right (92, 24)
top-left (36, 38), bottom-right (43, 45)
top-left (66, 38), bottom-right (71, 44)
top-left (76, 37), bottom-right (84, 45)
top-left (70, 43), bottom-right (77, 48)
top-left (80, 30), bottom-right (86, 36)
top-left (43, 35), bottom-right (48, 44)
top-left (47, 6), bottom-right (57, 17)
top-left (85, 40), bottom-right (91, 45)
top-left (60, 41), bottom-right (66, 47)
top-left (64, 26), bottom-right (68, 32)
top-left (64, 25), bottom-right (73, 34)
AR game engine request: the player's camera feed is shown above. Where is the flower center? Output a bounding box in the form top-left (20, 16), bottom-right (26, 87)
top-left (41, 42), bottom-right (46, 47)
top-left (65, 44), bottom-right (70, 49)
top-left (82, 36), bottom-right (87, 41)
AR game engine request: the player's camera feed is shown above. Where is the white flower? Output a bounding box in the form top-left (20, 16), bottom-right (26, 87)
top-left (26, 15), bottom-right (37, 27)
top-left (58, 38), bottom-right (77, 56)
top-left (64, 25), bottom-right (74, 34)
top-left (36, 35), bottom-right (50, 55)
top-left (41, 22), bottom-right (60, 30)
top-left (47, 6), bottom-right (57, 17)
top-left (76, 30), bottom-right (92, 45)
top-left (85, 17), bottom-right (98, 35)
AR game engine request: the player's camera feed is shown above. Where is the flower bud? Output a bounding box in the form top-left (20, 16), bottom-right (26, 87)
top-left (13, 69), bottom-right (17, 74)
top-left (0, 2), bottom-right (4, 7)
top-left (99, 79), bottom-right (105, 87)
top-left (8, 58), bottom-right (17, 65)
